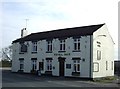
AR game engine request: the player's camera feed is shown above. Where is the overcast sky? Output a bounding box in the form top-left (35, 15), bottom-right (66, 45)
top-left (0, 0), bottom-right (119, 60)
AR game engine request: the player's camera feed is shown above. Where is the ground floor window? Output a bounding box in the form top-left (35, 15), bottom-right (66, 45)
top-left (72, 58), bottom-right (80, 72)
top-left (46, 58), bottom-right (52, 71)
top-left (93, 62), bottom-right (99, 72)
top-left (31, 58), bottom-right (37, 71)
top-left (19, 58), bottom-right (24, 70)
top-left (66, 64), bottom-right (71, 69)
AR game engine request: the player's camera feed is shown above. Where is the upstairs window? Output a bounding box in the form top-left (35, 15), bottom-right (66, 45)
top-left (20, 43), bottom-right (27, 53)
top-left (60, 40), bottom-right (65, 51)
top-left (32, 41), bottom-right (37, 52)
top-left (74, 38), bottom-right (80, 51)
top-left (47, 40), bottom-right (52, 52)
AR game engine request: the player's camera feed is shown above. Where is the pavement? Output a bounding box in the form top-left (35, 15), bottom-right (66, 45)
top-left (1, 68), bottom-right (119, 88)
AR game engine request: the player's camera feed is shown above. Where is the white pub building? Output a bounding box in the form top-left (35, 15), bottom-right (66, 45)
top-left (12, 24), bottom-right (114, 79)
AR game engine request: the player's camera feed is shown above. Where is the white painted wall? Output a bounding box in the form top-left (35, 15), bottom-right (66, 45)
top-left (92, 24), bottom-right (114, 78)
top-left (12, 43), bottom-right (19, 72)
top-left (12, 36), bottom-right (91, 78)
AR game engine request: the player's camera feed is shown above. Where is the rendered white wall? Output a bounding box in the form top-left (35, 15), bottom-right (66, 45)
top-left (93, 24), bottom-right (114, 78)
top-left (12, 36), bottom-right (91, 78)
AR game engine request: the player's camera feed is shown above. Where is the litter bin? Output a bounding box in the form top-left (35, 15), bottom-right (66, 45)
top-left (37, 70), bottom-right (41, 76)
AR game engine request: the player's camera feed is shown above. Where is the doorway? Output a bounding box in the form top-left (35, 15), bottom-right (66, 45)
top-left (58, 57), bottom-right (65, 76)
top-left (39, 62), bottom-right (43, 70)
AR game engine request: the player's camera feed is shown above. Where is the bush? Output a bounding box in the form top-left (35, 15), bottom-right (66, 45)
top-left (93, 76), bottom-right (117, 83)
top-left (0, 60), bottom-right (12, 67)
top-left (102, 76), bottom-right (116, 80)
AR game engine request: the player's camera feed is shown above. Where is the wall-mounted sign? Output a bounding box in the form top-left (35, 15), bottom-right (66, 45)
top-left (54, 53), bottom-right (70, 56)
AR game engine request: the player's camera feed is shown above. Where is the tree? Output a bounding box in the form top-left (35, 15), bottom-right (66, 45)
top-left (1, 45), bottom-right (12, 61)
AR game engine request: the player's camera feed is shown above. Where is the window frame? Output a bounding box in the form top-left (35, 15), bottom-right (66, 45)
top-left (46, 60), bottom-right (52, 71)
top-left (59, 40), bottom-right (65, 51)
top-left (97, 50), bottom-right (101, 60)
top-left (66, 64), bottom-right (71, 69)
top-left (73, 38), bottom-right (80, 51)
top-left (73, 59), bottom-right (80, 72)
top-left (32, 41), bottom-right (37, 52)
top-left (47, 40), bottom-right (52, 52)
top-left (19, 43), bottom-right (27, 53)
top-left (31, 59), bottom-right (37, 71)
top-left (93, 62), bottom-right (99, 72)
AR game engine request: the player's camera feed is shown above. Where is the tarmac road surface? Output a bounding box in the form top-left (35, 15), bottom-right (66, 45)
top-left (1, 68), bottom-right (119, 88)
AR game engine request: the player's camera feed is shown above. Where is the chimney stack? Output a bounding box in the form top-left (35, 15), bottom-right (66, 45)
top-left (21, 28), bottom-right (28, 38)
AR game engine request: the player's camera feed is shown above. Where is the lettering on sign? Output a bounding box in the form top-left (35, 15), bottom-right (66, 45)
top-left (54, 53), bottom-right (70, 56)
top-left (64, 53), bottom-right (70, 56)
top-left (54, 54), bottom-right (63, 56)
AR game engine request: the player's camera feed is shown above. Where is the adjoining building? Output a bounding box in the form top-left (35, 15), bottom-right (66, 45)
top-left (114, 60), bottom-right (120, 76)
top-left (12, 23), bottom-right (114, 79)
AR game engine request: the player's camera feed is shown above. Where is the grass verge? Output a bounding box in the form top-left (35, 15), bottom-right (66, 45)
top-left (93, 76), bottom-right (117, 83)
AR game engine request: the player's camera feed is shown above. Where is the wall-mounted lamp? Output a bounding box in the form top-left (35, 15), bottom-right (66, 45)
top-left (82, 58), bottom-right (85, 62)
top-left (53, 66), bottom-right (55, 69)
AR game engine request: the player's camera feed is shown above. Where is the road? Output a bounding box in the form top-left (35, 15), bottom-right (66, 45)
top-left (1, 68), bottom-right (119, 88)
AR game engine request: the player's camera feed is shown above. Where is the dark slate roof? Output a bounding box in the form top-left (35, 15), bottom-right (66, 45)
top-left (12, 24), bottom-right (104, 43)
